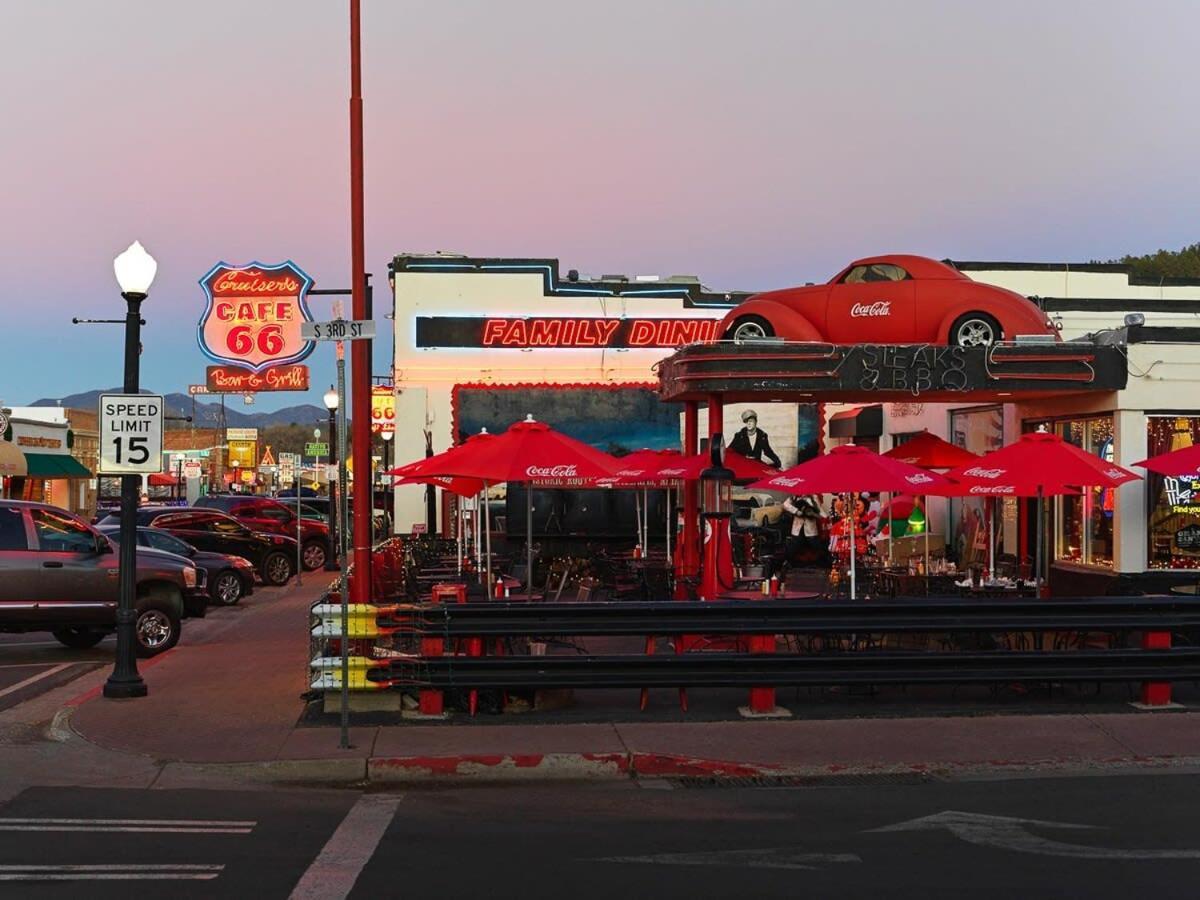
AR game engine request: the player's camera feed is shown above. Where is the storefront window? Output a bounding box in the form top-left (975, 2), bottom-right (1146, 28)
top-left (1147, 416), bottom-right (1200, 570)
top-left (1053, 417), bottom-right (1114, 568)
top-left (949, 406), bottom-right (1004, 566)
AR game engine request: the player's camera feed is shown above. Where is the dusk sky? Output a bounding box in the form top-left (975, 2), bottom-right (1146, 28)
top-left (2, 1), bottom-right (1197, 412)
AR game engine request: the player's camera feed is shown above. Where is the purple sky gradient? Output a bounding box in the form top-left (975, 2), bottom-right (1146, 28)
top-left (2, 0), bottom-right (1198, 411)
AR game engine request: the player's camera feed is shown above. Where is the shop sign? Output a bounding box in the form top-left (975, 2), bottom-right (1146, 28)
top-left (1176, 524), bottom-right (1200, 550)
top-left (415, 316), bottom-right (722, 349)
top-left (187, 384), bottom-right (210, 396)
top-left (1163, 474), bottom-right (1200, 515)
top-left (16, 436), bottom-right (62, 450)
top-left (228, 440), bottom-right (257, 469)
top-left (227, 428), bottom-right (258, 442)
top-left (0, 411), bottom-right (8, 435)
top-left (371, 385), bottom-right (395, 434)
top-left (183, 460), bottom-right (203, 480)
top-left (205, 364), bottom-right (309, 393)
top-left (198, 261), bottom-right (316, 372)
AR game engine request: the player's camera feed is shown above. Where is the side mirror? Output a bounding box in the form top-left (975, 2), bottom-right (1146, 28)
top-left (96, 535), bottom-right (113, 555)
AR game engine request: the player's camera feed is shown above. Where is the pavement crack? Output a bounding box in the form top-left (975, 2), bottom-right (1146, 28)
top-left (1081, 714), bottom-right (1140, 756)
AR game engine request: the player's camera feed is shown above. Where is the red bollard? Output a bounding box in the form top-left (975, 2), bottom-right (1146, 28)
top-left (640, 636), bottom-right (655, 711)
top-left (1141, 630), bottom-right (1172, 706)
top-left (419, 590), bottom-right (445, 716)
top-left (747, 630), bottom-right (776, 714)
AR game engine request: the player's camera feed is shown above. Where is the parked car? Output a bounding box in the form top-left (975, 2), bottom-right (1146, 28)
top-left (720, 255), bottom-right (1060, 347)
top-left (0, 500), bottom-right (206, 655)
top-left (97, 525), bottom-right (256, 606)
top-left (294, 497), bottom-right (392, 541)
top-left (193, 495), bottom-right (332, 571)
top-left (96, 507), bottom-right (297, 586)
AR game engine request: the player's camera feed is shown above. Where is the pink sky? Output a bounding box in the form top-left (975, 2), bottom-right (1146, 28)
top-left (2, 0), bottom-right (1198, 410)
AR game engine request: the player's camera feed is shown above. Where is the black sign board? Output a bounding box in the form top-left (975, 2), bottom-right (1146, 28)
top-left (1176, 524), bottom-right (1200, 550)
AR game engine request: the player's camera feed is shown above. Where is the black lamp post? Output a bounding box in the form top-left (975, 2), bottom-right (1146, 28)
top-left (324, 385), bottom-right (340, 571)
top-left (104, 241), bottom-right (157, 700)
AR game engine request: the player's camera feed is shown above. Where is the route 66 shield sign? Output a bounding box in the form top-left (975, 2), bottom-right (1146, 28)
top-left (198, 261), bottom-right (316, 372)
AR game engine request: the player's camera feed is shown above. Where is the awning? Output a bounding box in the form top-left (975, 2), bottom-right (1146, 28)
top-left (147, 472), bottom-right (179, 487)
top-left (23, 453), bottom-right (91, 478)
top-left (0, 441), bottom-right (26, 477)
top-left (829, 405), bottom-right (883, 439)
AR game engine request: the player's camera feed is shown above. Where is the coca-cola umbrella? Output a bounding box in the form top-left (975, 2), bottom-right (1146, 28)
top-left (424, 416), bottom-right (620, 593)
top-left (650, 450), bottom-right (777, 485)
top-left (749, 445), bottom-right (955, 598)
top-left (883, 431), bottom-right (980, 573)
top-left (598, 448), bottom-right (684, 556)
top-left (1133, 442), bottom-right (1200, 477)
top-left (942, 430), bottom-right (1140, 585)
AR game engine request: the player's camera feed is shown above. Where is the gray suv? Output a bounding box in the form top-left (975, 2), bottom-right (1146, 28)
top-left (0, 501), bottom-right (206, 656)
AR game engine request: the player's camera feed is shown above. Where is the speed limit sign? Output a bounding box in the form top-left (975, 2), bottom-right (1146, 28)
top-left (99, 394), bottom-right (164, 474)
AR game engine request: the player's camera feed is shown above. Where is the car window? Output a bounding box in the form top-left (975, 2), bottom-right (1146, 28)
top-left (842, 264), bottom-right (909, 284)
top-left (31, 508), bottom-right (96, 553)
top-left (211, 516), bottom-right (249, 535)
top-left (256, 506), bottom-right (291, 522)
top-left (155, 512), bottom-right (213, 531)
top-left (144, 530), bottom-right (192, 556)
top-left (0, 508), bottom-right (27, 550)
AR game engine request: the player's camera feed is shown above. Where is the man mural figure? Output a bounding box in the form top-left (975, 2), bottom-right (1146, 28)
top-left (729, 409), bottom-right (781, 468)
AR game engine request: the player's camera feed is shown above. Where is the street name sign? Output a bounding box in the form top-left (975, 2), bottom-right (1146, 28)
top-left (301, 319), bottom-right (376, 341)
top-left (99, 394), bottom-right (164, 474)
top-left (305, 442), bottom-right (329, 457)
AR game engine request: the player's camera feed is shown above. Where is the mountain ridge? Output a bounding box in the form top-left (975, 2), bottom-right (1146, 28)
top-left (29, 388), bottom-right (331, 428)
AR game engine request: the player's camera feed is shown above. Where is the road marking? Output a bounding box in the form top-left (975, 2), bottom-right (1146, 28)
top-left (289, 794), bottom-right (404, 900)
top-left (595, 850), bottom-right (861, 870)
top-left (869, 811), bottom-right (1200, 860)
top-left (0, 664), bottom-right (72, 699)
top-left (0, 863), bottom-right (223, 881)
top-left (0, 816), bottom-right (255, 834)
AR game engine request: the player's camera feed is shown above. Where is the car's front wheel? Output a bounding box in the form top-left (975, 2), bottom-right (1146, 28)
top-left (950, 312), bottom-right (1002, 348)
top-left (726, 315), bottom-right (774, 342)
top-left (212, 570), bottom-right (244, 606)
top-left (302, 540), bottom-right (328, 571)
top-left (52, 628), bottom-right (106, 650)
top-left (135, 606), bottom-right (181, 657)
top-left (263, 552), bottom-right (294, 586)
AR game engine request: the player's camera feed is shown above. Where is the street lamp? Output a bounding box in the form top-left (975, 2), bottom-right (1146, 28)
top-left (380, 429), bottom-right (393, 491)
top-left (103, 241), bottom-right (157, 700)
top-left (324, 386), bottom-right (340, 571)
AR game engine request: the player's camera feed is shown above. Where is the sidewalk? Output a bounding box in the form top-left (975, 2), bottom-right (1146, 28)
top-left (64, 581), bottom-right (1200, 784)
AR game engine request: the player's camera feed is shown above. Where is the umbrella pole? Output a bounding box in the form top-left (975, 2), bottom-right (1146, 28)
top-left (665, 487), bottom-right (672, 561)
top-left (886, 491), bottom-right (892, 566)
top-left (989, 496), bottom-right (995, 579)
top-left (484, 481), bottom-right (492, 592)
top-left (527, 482), bottom-right (533, 593)
top-left (635, 491), bottom-right (643, 552)
top-left (456, 497), bottom-right (462, 576)
top-left (924, 495), bottom-right (930, 578)
top-left (643, 488), bottom-right (649, 554)
top-left (848, 499), bottom-right (856, 601)
top-left (1035, 486), bottom-right (1044, 592)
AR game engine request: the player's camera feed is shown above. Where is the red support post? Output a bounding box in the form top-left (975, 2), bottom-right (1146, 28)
top-left (1141, 630), bottom-right (1172, 706)
top-left (418, 587), bottom-right (445, 716)
top-left (678, 401), bottom-right (700, 599)
top-left (747, 631), bottom-right (777, 714)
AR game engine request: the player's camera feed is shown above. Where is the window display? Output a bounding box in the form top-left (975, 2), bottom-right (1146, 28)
top-left (949, 406), bottom-right (1004, 566)
top-left (1147, 415), bottom-right (1200, 570)
top-left (1054, 417), bottom-right (1114, 568)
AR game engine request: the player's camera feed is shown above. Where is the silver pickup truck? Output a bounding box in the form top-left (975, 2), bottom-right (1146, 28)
top-left (0, 500), bottom-right (207, 656)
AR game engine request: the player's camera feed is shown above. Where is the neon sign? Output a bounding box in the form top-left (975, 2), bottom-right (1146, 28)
top-left (205, 364), bottom-right (310, 393)
top-left (415, 317), bottom-right (721, 349)
top-left (198, 261), bottom-right (316, 372)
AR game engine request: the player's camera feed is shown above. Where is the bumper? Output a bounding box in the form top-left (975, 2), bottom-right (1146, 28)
top-left (183, 587), bottom-right (209, 618)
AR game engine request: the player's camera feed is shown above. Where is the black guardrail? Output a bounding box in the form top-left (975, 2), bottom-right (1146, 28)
top-left (386, 649), bottom-right (1200, 690)
top-left (395, 596), bottom-right (1200, 639)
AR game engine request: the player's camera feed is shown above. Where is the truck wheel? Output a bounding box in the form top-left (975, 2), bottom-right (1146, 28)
top-left (212, 570), bottom-right (244, 606)
top-left (301, 540), bottom-right (327, 571)
top-left (725, 315), bottom-right (774, 342)
top-left (263, 552), bottom-right (293, 586)
top-left (52, 628), bottom-right (106, 650)
top-left (135, 606), bottom-right (181, 657)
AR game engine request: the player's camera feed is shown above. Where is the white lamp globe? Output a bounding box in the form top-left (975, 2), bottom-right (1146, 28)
top-left (113, 241), bottom-right (158, 296)
top-left (323, 386), bottom-right (339, 411)
top-left (381, 430), bottom-right (393, 442)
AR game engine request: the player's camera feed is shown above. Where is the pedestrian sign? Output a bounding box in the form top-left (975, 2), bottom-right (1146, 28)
top-left (98, 394), bottom-right (164, 475)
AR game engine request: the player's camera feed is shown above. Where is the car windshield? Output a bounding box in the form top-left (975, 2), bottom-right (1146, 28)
top-left (144, 529), bottom-right (193, 556)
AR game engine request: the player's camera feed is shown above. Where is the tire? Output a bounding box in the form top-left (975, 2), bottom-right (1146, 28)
top-left (263, 552), bottom-right (294, 586)
top-left (725, 315), bottom-right (774, 342)
top-left (135, 606), bottom-right (181, 657)
top-left (301, 540), bottom-right (328, 571)
top-left (950, 312), bottom-right (1002, 348)
top-left (212, 570), bottom-right (244, 606)
top-left (52, 628), bottom-right (106, 650)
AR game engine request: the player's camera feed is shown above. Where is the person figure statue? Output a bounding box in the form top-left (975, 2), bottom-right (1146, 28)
top-left (729, 409), bottom-right (781, 468)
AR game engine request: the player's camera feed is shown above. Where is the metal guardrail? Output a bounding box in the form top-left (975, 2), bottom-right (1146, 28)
top-left (400, 596), bottom-right (1200, 639)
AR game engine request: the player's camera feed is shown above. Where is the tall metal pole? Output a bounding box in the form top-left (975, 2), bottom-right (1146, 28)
top-left (104, 292), bottom-right (147, 699)
top-left (348, 0), bottom-right (371, 602)
top-left (325, 408), bottom-right (340, 572)
top-left (336, 351), bottom-right (350, 748)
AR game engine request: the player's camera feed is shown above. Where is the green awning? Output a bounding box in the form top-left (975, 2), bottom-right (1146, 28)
top-left (23, 453), bottom-right (91, 478)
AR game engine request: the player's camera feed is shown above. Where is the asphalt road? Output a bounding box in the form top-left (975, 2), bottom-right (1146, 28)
top-left (0, 581), bottom-right (292, 711)
top-left (4, 774), bottom-right (1200, 898)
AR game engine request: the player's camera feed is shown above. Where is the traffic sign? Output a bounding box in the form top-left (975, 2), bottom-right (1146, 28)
top-left (301, 319), bottom-right (376, 341)
top-left (305, 442), bottom-right (328, 457)
top-left (98, 394), bottom-right (164, 475)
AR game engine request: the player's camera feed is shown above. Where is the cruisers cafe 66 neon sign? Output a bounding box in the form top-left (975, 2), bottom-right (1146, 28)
top-left (198, 261), bottom-right (317, 372)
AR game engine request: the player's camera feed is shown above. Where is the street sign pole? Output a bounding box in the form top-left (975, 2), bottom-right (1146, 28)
top-left (336, 342), bottom-right (351, 749)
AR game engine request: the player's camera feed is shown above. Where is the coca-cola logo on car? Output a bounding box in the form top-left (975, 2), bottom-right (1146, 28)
top-left (851, 301), bottom-right (891, 318)
top-left (525, 464), bottom-right (579, 478)
top-left (962, 466), bottom-right (1006, 479)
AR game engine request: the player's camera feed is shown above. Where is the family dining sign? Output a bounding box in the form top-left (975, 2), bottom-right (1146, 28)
top-left (196, 260), bottom-right (315, 393)
top-left (415, 316), bottom-right (723, 349)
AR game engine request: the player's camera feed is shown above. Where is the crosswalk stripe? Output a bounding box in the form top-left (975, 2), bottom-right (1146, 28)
top-left (0, 825), bottom-right (252, 833)
top-left (289, 794), bottom-right (404, 900)
top-left (0, 664), bottom-right (72, 699)
top-left (0, 817), bottom-right (255, 827)
top-left (0, 863), bottom-right (225, 882)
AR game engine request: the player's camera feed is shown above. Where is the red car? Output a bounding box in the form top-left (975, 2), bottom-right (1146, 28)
top-left (720, 255), bottom-right (1059, 347)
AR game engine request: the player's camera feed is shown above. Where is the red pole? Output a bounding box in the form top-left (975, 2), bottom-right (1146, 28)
top-left (349, 0), bottom-right (371, 602)
top-left (679, 401), bottom-right (700, 597)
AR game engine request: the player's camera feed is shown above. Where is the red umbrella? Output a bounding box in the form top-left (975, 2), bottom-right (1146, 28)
top-left (748, 445), bottom-right (955, 598)
top-left (597, 448), bottom-right (685, 557)
top-left (652, 451), bottom-right (777, 484)
top-left (1134, 443), bottom-right (1200, 477)
top-left (883, 431), bottom-right (979, 470)
top-left (385, 429), bottom-right (497, 479)
top-left (395, 474), bottom-right (484, 498)
top-left (942, 430), bottom-right (1140, 585)
top-left (419, 417), bottom-right (621, 590)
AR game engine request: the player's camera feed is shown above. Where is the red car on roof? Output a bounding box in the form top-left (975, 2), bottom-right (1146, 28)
top-left (719, 255), bottom-right (1059, 347)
